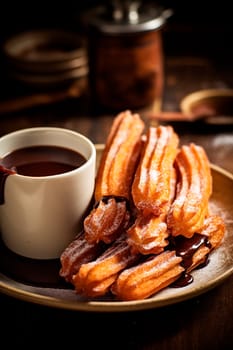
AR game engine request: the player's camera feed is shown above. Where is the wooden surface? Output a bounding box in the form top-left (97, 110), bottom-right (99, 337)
top-left (0, 36), bottom-right (233, 349)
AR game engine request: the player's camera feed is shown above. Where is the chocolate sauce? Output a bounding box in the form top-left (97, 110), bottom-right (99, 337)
top-left (169, 233), bottom-right (212, 288)
top-left (0, 145), bottom-right (86, 177)
top-left (102, 195), bottom-right (130, 209)
top-left (0, 145), bottom-right (87, 204)
top-left (172, 272), bottom-right (194, 288)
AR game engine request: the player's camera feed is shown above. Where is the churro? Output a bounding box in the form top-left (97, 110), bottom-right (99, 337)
top-left (59, 231), bottom-right (105, 283)
top-left (84, 110), bottom-right (145, 244)
top-left (84, 196), bottom-right (130, 244)
top-left (127, 213), bottom-right (169, 255)
top-left (127, 165), bottom-right (177, 255)
top-left (167, 143), bottom-right (212, 238)
top-left (95, 110), bottom-right (145, 201)
top-left (72, 233), bottom-right (140, 298)
top-left (132, 125), bottom-right (179, 216)
top-left (111, 250), bottom-right (184, 301)
top-left (127, 126), bottom-right (178, 255)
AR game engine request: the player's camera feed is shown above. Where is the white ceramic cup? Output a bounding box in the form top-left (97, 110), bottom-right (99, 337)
top-left (0, 127), bottom-right (96, 259)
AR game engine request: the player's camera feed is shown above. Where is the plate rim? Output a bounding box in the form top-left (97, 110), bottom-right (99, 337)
top-left (0, 144), bottom-right (233, 312)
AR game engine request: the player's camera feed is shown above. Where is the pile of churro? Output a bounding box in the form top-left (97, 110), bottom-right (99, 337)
top-left (59, 110), bottom-right (225, 301)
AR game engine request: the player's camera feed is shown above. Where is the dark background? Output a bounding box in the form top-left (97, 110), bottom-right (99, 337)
top-left (0, 0), bottom-right (232, 63)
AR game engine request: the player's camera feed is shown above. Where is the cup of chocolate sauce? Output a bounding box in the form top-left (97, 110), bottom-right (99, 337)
top-left (0, 127), bottom-right (96, 259)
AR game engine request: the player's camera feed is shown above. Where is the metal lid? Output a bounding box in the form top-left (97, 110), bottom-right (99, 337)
top-left (85, 1), bottom-right (173, 34)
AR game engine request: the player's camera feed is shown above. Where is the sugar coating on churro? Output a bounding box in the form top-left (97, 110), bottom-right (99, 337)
top-left (132, 125), bottom-right (179, 216)
top-left (95, 110), bottom-right (145, 201)
top-left (167, 143), bottom-right (212, 238)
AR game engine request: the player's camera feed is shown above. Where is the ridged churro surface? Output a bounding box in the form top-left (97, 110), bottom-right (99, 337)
top-left (167, 143), bottom-right (212, 238)
top-left (132, 125), bottom-right (179, 216)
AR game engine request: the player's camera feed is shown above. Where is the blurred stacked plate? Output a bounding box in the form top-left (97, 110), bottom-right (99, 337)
top-left (3, 29), bottom-right (88, 89)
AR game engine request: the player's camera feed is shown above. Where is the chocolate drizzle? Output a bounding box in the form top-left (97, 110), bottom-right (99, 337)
top-left (94, 195), bottom-right (130, 210)
top-left (0, 165), bottom-right (16, 204)
top-left (169, 233), bottom-right (212, 287)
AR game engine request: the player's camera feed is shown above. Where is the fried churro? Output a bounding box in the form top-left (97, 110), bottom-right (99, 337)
top-left (132, 125), bottom-right (179, 216)
top-left (127, 213), bottom-right (169, 255)
top-left (127, 126), bottom-right (178, 255)
top-left (95, 110), bottom-right (145, 201)
top-left (167, 143), bottom-right (212, 238)
top-left (84, 110), bottom-right (145, 244)
top-left (111, 250), bottom-right (184, 301)
top-left (72, 233), bottom-right (140, 298)
top-left (84, 196), bottom-right (130, 244)
top-left (59, 231), bottom-right (105, 283)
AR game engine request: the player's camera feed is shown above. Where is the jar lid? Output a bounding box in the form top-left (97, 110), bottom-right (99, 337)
top-left (84, 2), bottom-right (173, 34)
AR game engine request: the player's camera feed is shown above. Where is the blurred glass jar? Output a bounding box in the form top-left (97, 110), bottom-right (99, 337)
top-left (83, 1), bottom-right (172, 113)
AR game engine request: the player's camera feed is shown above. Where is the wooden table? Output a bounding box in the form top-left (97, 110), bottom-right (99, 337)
top-left (0, 49), bottom-right (233, 349)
